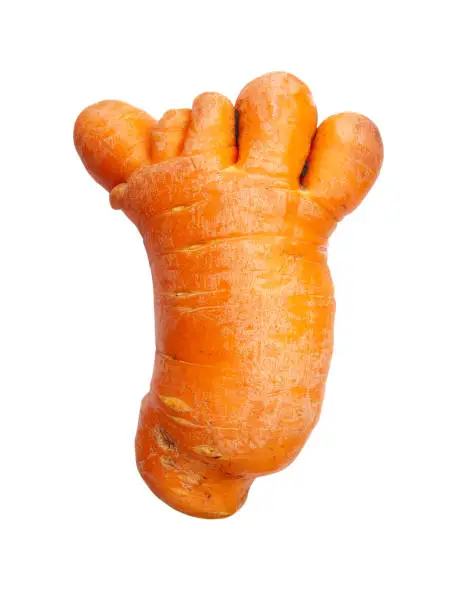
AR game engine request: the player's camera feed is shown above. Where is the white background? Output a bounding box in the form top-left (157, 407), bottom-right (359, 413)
top-left (1, 1), bottom-right (458, 610)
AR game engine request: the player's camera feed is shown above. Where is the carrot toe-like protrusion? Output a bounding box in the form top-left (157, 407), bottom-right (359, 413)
top-left (74, 100), bottom-right (156, 191)
top-left (135, 395), bottom-right (253, 519)
top-left (235, 72), bottom-right (318, 185)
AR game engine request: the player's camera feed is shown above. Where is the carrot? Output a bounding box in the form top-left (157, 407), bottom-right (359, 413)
top-left (74, 72), bottom-right (383, 519)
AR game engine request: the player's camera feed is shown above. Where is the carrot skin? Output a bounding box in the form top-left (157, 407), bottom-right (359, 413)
top-left (74, 73), bottom-right (382, 518)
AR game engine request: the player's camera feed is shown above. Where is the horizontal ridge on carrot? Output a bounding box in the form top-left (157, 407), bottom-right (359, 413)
top-left (74, 71), bottom-right (383, 519)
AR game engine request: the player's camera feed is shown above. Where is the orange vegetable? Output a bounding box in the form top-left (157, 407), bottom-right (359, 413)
top-left (74, 72), bottom-right (383, 518)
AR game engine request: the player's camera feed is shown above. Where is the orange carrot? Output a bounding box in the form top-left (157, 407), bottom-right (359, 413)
top-left (74, 72), bottom-right (383, 518)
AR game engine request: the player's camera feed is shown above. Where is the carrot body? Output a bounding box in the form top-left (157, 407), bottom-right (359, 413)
top-left (74, 72), bottom-right (383, 518)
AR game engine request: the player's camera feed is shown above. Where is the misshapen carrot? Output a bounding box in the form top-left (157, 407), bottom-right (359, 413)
top-left (74, 72), bottom-right (383, 518)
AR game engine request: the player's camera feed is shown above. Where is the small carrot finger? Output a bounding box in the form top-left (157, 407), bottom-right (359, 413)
top-left (302, 112), bottom-right (383, 220)
top-left (151, 109), bottom-right (191, 163)
top-left (182, 92), bottom-right (236, 166)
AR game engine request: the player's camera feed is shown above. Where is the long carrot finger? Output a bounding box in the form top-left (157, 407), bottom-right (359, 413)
top-left (236, 72), bottom-right (317, 186)
top-left (302, 112), bottom-right (383, 220)
top-left (74, 100), bottom-right (156, 191)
